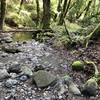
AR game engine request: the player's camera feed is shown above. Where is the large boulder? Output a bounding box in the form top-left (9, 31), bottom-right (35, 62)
top-left (32, 70), bottom-right (57, 88)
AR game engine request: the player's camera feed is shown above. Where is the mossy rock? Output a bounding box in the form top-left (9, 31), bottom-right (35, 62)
top-left (82, 78), bottom-right (98, 96)
top-left (72, 60), bottom-right (84, 71)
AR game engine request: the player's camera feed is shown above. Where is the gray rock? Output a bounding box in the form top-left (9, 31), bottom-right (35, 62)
top-left (60, 75), bottom-right (81, 95)
top-left (0, 69), bottom-right (10, 80)
top-left (5, 79), bottom-right (18, 88)
top-left (5, 95), bottom-right (13, 100)
top-left (8, 64), bottom-right (21, 73)
top-left (68, 82), bottom-right (81, 95)
top-left (62, 75), bottom-right (72, 85)
top-left (0, 62), bottom-right (4, 68)
top-left (58, 84), bottom-right (68, 98)
top-left (32, 70), bottom-right (57, 88)
top-left (54, 78), bottom-right (68, 95)
top-left (3, 37), bottom-right (13, 43)
top-left (21, 66), bottom-right (33, 77)
top-left (10, 73), bottom-right (17, 78)
top-left (19, 75), bottom-right (28, 81)
top-left (1, 45), bottom-right (21, 53)
top-left (34, 64), bottom-right (45, 71)
top-left (37, 96), bottom-right (56, 100)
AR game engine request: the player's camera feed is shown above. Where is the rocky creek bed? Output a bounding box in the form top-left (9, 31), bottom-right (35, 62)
top-left (0, 33), bottom-right (100, 100)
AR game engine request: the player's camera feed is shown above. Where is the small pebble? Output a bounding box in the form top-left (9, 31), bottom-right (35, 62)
top-left (19, 75), bottom-right (28, 81)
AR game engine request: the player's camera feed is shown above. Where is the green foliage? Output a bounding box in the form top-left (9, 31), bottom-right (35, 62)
top-left (24, 4), bottom-right (36, 12)
top-left (65, 21), bottom-right (82, 32)
top-left (6, 11), bottom-right (35, 27)
top-left (6, 0), bottom-right (36, 27)
top-left (51, 22), bottom-right (86, 47)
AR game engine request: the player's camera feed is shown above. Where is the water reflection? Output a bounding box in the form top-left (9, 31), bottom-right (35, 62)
top-left (13, 32), bottom-right (33, 41)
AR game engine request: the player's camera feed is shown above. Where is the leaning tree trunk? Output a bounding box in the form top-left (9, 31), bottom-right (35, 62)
top-left (36, 0), bottom-right (40, 26)
top-left (0, 0), bottom-right (6, 30)
top-left (58, 0), bottom-right (68, 25)
top-left (42, 0), bottom-right (51, 29)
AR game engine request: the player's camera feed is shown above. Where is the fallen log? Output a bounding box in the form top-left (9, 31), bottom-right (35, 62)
top-left (0, 29), bottom-right (54, 33)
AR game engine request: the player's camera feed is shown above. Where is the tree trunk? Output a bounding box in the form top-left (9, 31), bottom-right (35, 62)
top-left (36, 0), bottom-right (40, 26)
top-left (0, 0), bottom-right (6, 30)
top-left (58, 0), bottom-right (68, 25)
top-left (42, 0), bottom-right (51, 29)
top-left (54, 0), bottom-right (63, 21)
top-left (57, 0), bottom-right (63, 12)
top-left (63, 0), bottom-right (71, 18)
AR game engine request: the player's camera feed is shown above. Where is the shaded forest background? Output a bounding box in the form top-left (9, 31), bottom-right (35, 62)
top-left (0, 0), bottom-right (100, 47)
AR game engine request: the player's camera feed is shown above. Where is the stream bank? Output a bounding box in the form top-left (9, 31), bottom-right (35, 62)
top-left (0, 33), bottom-right (100, 100)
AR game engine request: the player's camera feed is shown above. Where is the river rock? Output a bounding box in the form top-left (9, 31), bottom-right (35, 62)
top-left (32, 70), bottom-right (57, 88)
top-left (37, 95), bottom-right (56, 100)
top-left (10, 73), bottom-right (17, 78)
top-left (8, 63), bottom-right (21, 74)
top-left (1, 45), bottom-right (21, 53)
top-left (5, 79), bottom-right (18, 88)
top-left (0, 69), bottom-right (10, 80)
top-left (0, 37), bottom-right (12, 44)
top-left (19, 75), bottom-right (28, 82)
top-left (34, 64), bottom-right (45, 71)
top-left (21, 66), bottom-right (33, 77)
top-left (2, 37), bottom-right (13, 43)
top-left (82, 78), bottom-right (98, 96)
top-left (62, 75), bottom-right (72, 85)
top-left (68, 82), bottom-right (81, 95)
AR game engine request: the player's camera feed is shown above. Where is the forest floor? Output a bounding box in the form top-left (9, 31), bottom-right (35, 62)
top-left (0, 33), bottom-right (100, 100)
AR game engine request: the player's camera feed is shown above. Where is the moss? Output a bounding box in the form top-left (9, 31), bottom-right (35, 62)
top-left (72, 60), bottom-right (84, 71)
